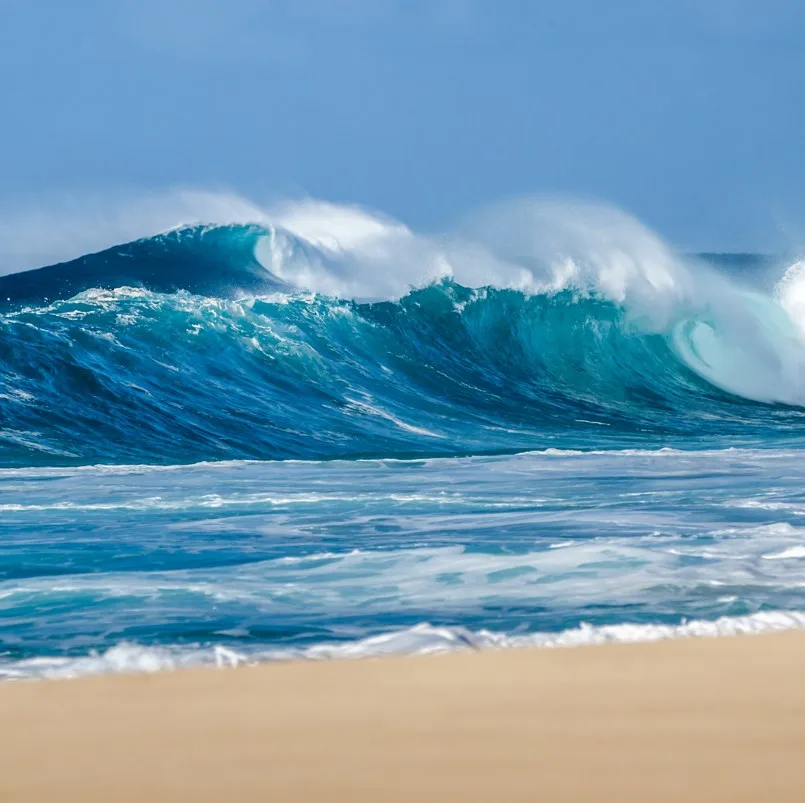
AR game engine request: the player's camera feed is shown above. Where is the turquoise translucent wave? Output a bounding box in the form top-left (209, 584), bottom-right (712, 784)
top-left (0, 225), bottom-right (803, 467)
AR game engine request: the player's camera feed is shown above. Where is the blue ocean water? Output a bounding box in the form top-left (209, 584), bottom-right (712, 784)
top-left (3, 198), bottom-right (805, 678)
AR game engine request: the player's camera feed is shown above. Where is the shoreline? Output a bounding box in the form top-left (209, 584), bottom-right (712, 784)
top-left (2, 630), bottom-right (805, 801)
top-left (4, 609), bottom-right (805, 682)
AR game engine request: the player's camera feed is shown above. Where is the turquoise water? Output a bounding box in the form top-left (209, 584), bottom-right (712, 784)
top-left (3, 204), bottom-right (805, 678)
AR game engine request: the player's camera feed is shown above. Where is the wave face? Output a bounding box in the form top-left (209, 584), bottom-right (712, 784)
top-left (2, 206), bottom-right (805, 466)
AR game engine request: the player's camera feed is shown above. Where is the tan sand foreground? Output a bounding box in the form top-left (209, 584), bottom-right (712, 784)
top-left (2, 630), bottom-right (805, 802)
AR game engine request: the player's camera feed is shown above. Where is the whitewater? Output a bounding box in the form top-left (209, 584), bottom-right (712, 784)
top-left (3, 192), bottom-right (805, 679)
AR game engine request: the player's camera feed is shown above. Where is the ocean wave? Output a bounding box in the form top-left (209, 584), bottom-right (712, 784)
top-left (1, 195), bottom-right (805, 466)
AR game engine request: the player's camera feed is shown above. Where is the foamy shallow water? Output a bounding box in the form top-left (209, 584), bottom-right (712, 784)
top-left (4, 448), bottom-right (805, 679)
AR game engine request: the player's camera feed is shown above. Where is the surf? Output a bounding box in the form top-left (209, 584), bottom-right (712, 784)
top-left (1, 194), bottom-right (805, 468)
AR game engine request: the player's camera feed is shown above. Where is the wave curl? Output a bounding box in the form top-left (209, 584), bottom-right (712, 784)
top-left (1, 196), bottom-right (804, 466)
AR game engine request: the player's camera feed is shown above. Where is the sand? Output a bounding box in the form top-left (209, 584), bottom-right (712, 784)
top-left (1, 631), bottom-right (805, 802)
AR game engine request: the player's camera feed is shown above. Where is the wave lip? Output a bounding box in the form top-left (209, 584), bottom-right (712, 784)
top-left (0, 224), bottom-right (281, 304)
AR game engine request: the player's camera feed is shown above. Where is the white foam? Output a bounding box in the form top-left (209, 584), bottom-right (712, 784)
top-left (0, 643), bottom-right (248, 681)
top-left (777, 259), bottom-right (805, 336)
top-left (4, 611), bottom-right (805, 681)
top-left (272, 199), bottom-right (410, 252)
top-left (763, 546), bottom-right (805, 560)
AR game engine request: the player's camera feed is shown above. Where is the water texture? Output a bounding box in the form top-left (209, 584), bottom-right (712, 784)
top-left (2, 196), bottom-right (805, 677)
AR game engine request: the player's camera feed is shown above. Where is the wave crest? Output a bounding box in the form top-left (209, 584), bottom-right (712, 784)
top-left (1, 194), bottom-right (805, 466)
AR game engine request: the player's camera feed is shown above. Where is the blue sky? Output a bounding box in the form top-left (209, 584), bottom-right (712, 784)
top-left (1, 0), bottom-right (804, 250)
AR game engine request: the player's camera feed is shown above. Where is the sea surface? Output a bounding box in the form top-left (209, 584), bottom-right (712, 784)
top-left (3, 196), bottom-right (805, 679)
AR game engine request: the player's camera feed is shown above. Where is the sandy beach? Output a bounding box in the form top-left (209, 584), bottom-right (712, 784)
top-left (1, 631), bottom-right (804, 802)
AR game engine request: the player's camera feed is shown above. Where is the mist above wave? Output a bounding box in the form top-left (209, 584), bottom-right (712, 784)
top-left (0, 190), bottom-right (712, 310)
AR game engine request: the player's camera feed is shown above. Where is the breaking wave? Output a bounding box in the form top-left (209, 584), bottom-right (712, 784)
top-left (1, 194), bottom-right (805, 466)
